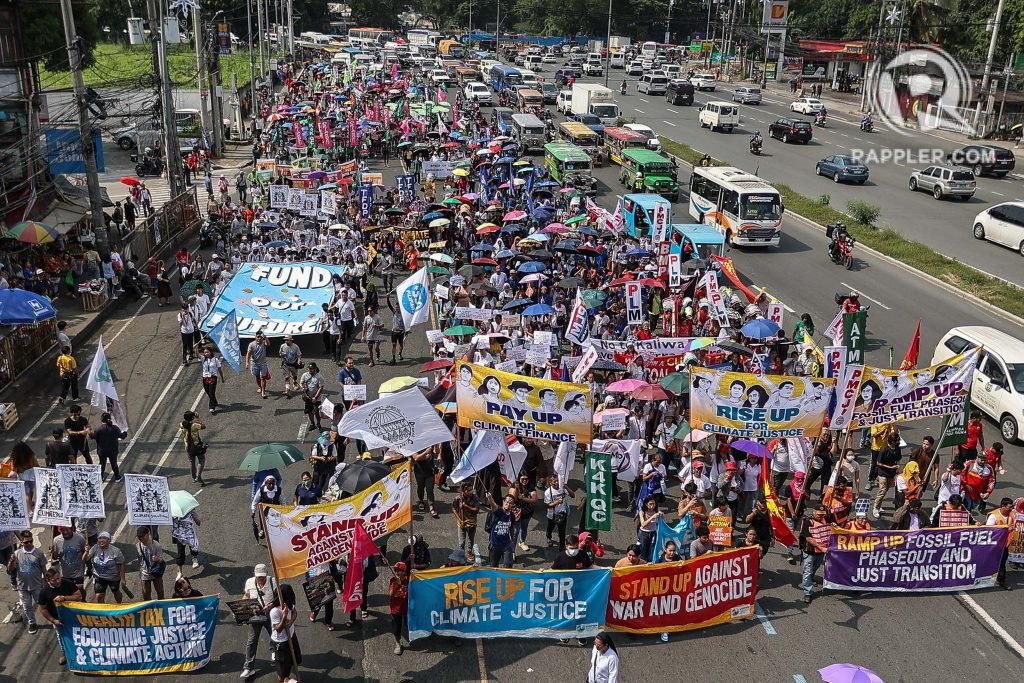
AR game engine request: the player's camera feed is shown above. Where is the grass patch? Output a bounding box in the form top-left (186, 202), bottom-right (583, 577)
top-left (39, 42), bottom-right (270, 91)
top-left (659, 135), bottom-right (1024, 319)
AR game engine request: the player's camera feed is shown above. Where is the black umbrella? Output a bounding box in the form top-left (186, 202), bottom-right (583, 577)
top-left (528, 249), bottom-right (554, 260)
top-left (715, 340), bottom-right (755, 356)
top-left (472, 283), bottom-right (498, 295)
top-left (336, 460), bottom-right (393, 496)
top-left (553, 240), bottom-right (581, 254)
top-left (592, 359), bottom-right (627, 371)
top-left (556, 276), bottom-right (583, 289)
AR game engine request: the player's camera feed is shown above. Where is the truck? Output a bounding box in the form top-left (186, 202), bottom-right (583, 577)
top-left (588, 39), bottom-right (604, 55)
top-left (570, 83), bottom-right (619, 125)
top-left (438, 38), bottom-right (465, 59)
top-left (609, 36), bottom-right (631, 50)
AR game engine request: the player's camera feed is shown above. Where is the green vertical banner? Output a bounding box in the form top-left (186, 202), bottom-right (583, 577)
top-left (584, 451), bottom-right (613, 531)
top-left (842, 311), bottom-right (867, 364)
top-left (940, 387), bottom-right (971, 448)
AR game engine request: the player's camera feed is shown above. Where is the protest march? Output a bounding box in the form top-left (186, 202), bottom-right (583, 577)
top-left (2, 26), bottom-right (1022, 683)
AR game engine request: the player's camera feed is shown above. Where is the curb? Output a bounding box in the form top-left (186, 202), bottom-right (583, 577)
top-left (658, 143), bottom-right (1024, 330)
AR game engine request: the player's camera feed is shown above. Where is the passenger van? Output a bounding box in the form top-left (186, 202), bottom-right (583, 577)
top-left (637, 73), bottom-right (669, 95)
top-left (931, 326), bottom-right (1024, 442)
top-left (697, 101), bottom-right (740, 133)
top-left (523, 55), bottom-right (543, 71)
top-left (512, 113), bottom-right (547, 152)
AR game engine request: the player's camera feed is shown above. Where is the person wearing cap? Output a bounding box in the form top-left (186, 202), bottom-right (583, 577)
top-left (86, 531), bottom-right (125, 604)
top-left (8, 531), bottom-right (46, 634)
top-left (50, 525), bottom-right (86, 589)
top-left (388, 561), bottom-right (410, 655)
top-left (241, 563), bottom-right (277, 679)
top-left (245, 331), bottom-right (271, 399)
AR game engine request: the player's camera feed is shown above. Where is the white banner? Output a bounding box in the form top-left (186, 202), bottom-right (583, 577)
top-left (58, 464), bottom-right (105, 519)
top-left (124, 474), bottom-right (173, 527)
top-left (591, 439), bottom-right (643, 482)
top-left (33, 468), bottom-right (71, 527)
top-left (564, 289), bottom-right (590, 347)
top-left (706, 271), bottom-right (727, 323)
top-left (287, 188), bottom-right (304, 211)
top-left (455, 306), bottom-right (494, 321)
top-left (269, 185), bottom-right (288, 208)
top-left (320, 190), bottom-right (338, 216)
top-left (823, 309), bottom-right (844, 346)
top-left (573, 344), bottom-right (599, 383)
top-left (829, 364), bottom-right (865, 430)
top-left (600, 411), bottom-right (627, 432)
top-left (625, 282), bottom-right (643, 326)
top-left (668, 253), bottom-right (682, 289)
top-left (652, 200), bottom-right (670, 244)
top-left (0, 479), bottom-right (29, 532)
top-left (766, 303), bottom-right (784, 329)
top-left (450, 430), bottom-right (506, 483)
top-left (337, 387), bottom-right (453, 455)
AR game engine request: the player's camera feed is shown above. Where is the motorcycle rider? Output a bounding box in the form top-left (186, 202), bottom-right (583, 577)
top-left (861, 111), bottom-right (873, 130)
top-left (620, 79), bottom-right (627, 95)
top-left (827, 221), bottom-right (849, 262)
top-left (633, 171), bottom-right (645, 193)
top-left (841, 289), bottom-right (862, 313)
top-left (750, 129), bottom-right (763, 151)
top-left (816, 106), bottom-right (828, 126)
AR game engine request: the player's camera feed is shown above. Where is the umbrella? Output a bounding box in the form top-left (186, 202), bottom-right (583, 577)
top-left (442, 197), bottom-right (463, 206)
top-left (423, 211), bottom-right (446, 222)
top-left (256, 220), bottom-right (280, 229)
top-left (379, 376), bottom-right (419, 394)
top-left (608, 276), bottom-right (636, 287)
top-left (308, 170), bottom-right (328, 180)
top-left (524, 304), bottom-right (555, 316)
top-left (0, 289), bottom-right (57, 325)
top-left (741, 319), bottom-right (781, 339)
top-left (473, 257), bottom-right (497, 266)
top-left (265, 240), bottom-right (289, 249)
top-left (503, 298), bottom-right (533, 311)
top-left (384, 207), bottom-right (407, 216)
top-left (444, 324), bottom-right (478, 336)
top-left (593, 407), bottom-right (629, 425)
top-left (335, 460), bottom-right (393, 496)
top-left (731, 439), bottom-right (772, 459)
top-left (659, 371), bottom-right (690, 395)
top-left (178, 279), bottom-right (207, 298)
top-left (580, 289), bottom-right (608, 308)
top-left (470, 243), bottom-right (495, 252)
top-left (528, 249), bottom-right (553, 260)
top-left (565, 215), bottom-right (587, 225)
top-left (553, 240), bottom-right (580, 253)
top-left (541, 223), bottom-right (568, 234)
top-left (169, 490), bottom-right (200, 518)
top-left (238, 443), bottom-right (305, 471)
top-left (517, 261), bottom-right (546, 274)
top-left (607, 379), bottom-right (649, 393)
top-left (119, 176), bottom-right (141, 186)
top-left (519, 273), bottom-right (547, 283)
top-left (429, 254), bottom-right (454, 264)
top-left (452, 168), bottom-right (470, 177)
top-left (637, 278), bottom-right (665, 289)
top-left (819, 664), bottom-right (884, 683)
top-left (472, 283), bottom-right (498, 295)
top-left (420, 358), bottom-right (453, 373)
top-left (556, 277), bottom-right (582, 289)
top-left (716, 340), bottom-right (755, 356)
top-left (429, 218), bottom-right (450, 228)
top-left (578, 225), bottom-right (598, 237)
top-left (675, 424), bottom-right (712, 442)
top-left (7, 221), bottom-right (58, 245)
top-left (477, 222), bottom-right (499, 232)
top-left (592, 359), bottom-right (627, 371)
top-left (495, 249), bottom-right (517, 259)
top-left (458, 265), bottom-right (483, 278)
top-left (632, 384), bottom-right (670, 401)
top-left (319, 183), bottom-right (338, 191)
top-left (626, 248), bottom-right (652, 257)
top-left (427, 265), bottom-right (449, 275)
top-left (503, 210), bottom-right (527, 222)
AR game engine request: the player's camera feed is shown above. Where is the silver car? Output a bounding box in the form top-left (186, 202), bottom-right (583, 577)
top-left (732, 87), bottom-right (761, 104)
top-left (909, 165), bottom-right (976, 201)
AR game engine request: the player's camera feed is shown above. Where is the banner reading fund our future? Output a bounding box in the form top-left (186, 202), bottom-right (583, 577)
top-left (263, 462), bottom-right (412, 579)
top-left (455, 361), bottom-right (593, 443)
top-left (689, 368), bottom-right (833, 438)
top-left (605, 547), bottom-right (759, 634)
top-left (56, 596), bottom-right (218, 675)
top-left (407, 566), bottom-right (611, 640)
top-left (823, 525), bottom-right (1010, 593)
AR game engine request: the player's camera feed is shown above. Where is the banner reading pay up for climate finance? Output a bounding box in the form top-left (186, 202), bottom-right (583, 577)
top-left (823, 525), bottom-right (1010, 593)
top-left (606, 547), bottom-right (759, 634)
top-left (689, 367), bottom-right (833, 438)
top-left (407, 566), bottom-right (611, 640)
top-left (454, 360), bottom-right (593, 443)
top-left (838, 347), bottom-right (980, 429)
top-left (56, 596), bottom-right (218, 675)
top-left (263, 462), bottom-right (411, 579)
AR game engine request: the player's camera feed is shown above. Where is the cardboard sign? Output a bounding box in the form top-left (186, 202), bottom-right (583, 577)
top-left (534, 330), bottom-right (554, 346)
top-left (600, 411), bottom-right (626, 432)
top-left (344, 384), bottom-right (367, 401)
top-left (496, 360), bottom-right (519, 373)
top-left (766, 302), bottom-right (784, 329)
top-left (708, 513), bottom-right (733, 546)
top-left (939, 509), bottom-right (972, 528)
top-left (435, 285), bottom-right (450, 300)
top-left (426, 329), bottom-right (445, 344)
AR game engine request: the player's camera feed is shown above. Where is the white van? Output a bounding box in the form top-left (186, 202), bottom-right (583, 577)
top-left (637, 73), bottom-right (669, 95)
top-left (931, 326), bottom-right (1024, 442)
top-left (523, 55), bottom-right (543, 71)
top-left (698, 101), bottom-right (740, 132)
top-left (610, 53), bottom-right (625, 69)
top-left (518, 69), bottom-right (541, 89)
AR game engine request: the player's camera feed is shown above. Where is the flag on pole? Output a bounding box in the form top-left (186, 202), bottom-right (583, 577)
top-left (207, 309), bottom-right (242, 373)
top-left (395, 266), bottom-right (431, 329)
top-left (564, 288), bottom-right (591, 347)
top-left (86, 336), bottom-right (118, 404)
top-left (759, 457), bottom-right (798, 547)
top-left (899, 320), bottom-right (921, 370)
top-left (436, 114), bottom-right (449, 136)
top-left (341, 521), bottom-right (382, 612)
top-left (450, 431), bottom-right (507, 483)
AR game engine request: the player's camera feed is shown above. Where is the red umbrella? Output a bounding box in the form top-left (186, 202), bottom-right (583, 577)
top-left (608, 276), bottom-right (636, 287)
top-left (632, 384), bottom-right (669, 401)
top-left (120, 177), bottom-right (141, 186)
top-left (637, 278), bottom-right (666, 289)
top-left (420, 358), bottom-right (453, 373)
top-left (472, 257), bottom-right (497, 266)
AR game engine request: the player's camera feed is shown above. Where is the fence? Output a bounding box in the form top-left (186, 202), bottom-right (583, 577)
top-left (121, 186), bottom-right (201, 265)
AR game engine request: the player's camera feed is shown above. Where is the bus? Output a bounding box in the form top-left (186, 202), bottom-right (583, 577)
top-left (544, 143), bottom-right (597, 194)
top-left (603, 127), bottom-right (648, 165)
top-left (489, 64), bottom-right (523, 93)
top-left (640, 41), bottom-right (658, 59)
top-left (348, 27), bottom-right (392, 47)
top-left (688, 166), bottom-right (784, 246)
top-left (557, 121), bottom-right (602, 165)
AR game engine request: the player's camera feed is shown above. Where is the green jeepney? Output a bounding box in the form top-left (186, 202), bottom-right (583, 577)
top-left (618, 148), bottom-right (680, 200)
top-left (544, 142), bottom-right (597, 195)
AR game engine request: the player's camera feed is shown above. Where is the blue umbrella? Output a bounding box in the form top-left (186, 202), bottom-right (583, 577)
top-left (578, 225), bottom-right (598, 236)
top-left (422, 211), bottom-right (446, 222)
top-left (524, 303), bottom-right (555, 316)
top-left (495, 249), bottom-right (518, 259)
top-left (0, 289), bottom-right (57, 325)
top-left (517, 261), bottom-right (546, 274)
top-left (503, 298), bottom-right (534, 310)
top-left (532, 206), bottom-right (556, 220)
top-left (626, 248), bottom-right (652, 256)
top-left (470, 243), bottom-right (494, 252)
top-left (265, 240), bottom-right (289, 249)
top-left (496, 156), bottom-right (516, 164)
top-left (740, 319), bottom-right (781, 339)
top-left (537, 180), bottom-right (560, 188)
top-left (500, 224), bottom-right (523, 234)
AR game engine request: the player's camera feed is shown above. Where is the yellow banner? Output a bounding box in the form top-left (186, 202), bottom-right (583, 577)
top-left (263, 462), bottom-right (411, 579)
top-left (689, 367), bottom-right (833, 438)
top-left (455, 361), bottom-right (593, 443)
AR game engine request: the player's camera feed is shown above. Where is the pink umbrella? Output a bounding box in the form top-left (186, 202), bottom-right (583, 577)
top-left (632, 384), bottom-right (669, 401)
top-left (607, 379), bottom-right (650, 393)
top-left (592, 407), bottom-right (629, 425)
top-left (680, 428), bottom-right (712, 442)
top-left (503, 210), bottom-right (527, 222)
top-left (819, 664), bottom-right (884, 683)
top-left (520, 273), bottom-right (547, 283)
top-left (541, 223), bottom-right (568, 234)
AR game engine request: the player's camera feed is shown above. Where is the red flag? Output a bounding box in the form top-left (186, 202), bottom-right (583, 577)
top-left (341, 522), bottom-right (382, 612)
top-left (899, 320), bottom-right (921, 370)
top-left (437, 87), bottom-right (447, 102)
top-left (759, 456), bottom-right (798, 547)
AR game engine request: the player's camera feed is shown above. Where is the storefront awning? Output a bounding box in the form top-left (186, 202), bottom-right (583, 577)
top-left (38, 197), bottom-right (89, 235)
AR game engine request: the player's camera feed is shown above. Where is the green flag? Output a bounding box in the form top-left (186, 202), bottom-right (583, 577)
top-left (939, 387), bottom-right (971, 448)
top-left (584, 451), bottom-right (613, 532)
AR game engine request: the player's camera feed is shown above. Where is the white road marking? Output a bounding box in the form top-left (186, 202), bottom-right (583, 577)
top-left (793, 676), bottom-right (808, 683)
top-left (662, 120), bottom-right (677, 127)
top-left (840, 133), bottom-right (849, 137)
top-left (840, 281), bottom-right (891, 310)
top-left (957, 593), bottom-right (1024, 659)
top-left (666, 108), bottom-right (679, 114)
top-left (476, 638), bottom-right (489, 682)
top-left (755, 601), bottom-right (777, 635)
top-left (634, 108), bottom-right (646, 114)
top-left (997, 178), bottom-right (1013, 184)
top-left (1010, 173), bottom-right (1024, 180)
top-left (638, 97), bottom-right (650, 103)
top-left (853, 137), bottom-right (863, 142)
top-left (992, 191), bottom-right (1005, 197)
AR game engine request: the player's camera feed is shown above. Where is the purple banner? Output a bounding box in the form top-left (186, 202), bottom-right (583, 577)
top-left (824, 526), bottom-right (1009, 593)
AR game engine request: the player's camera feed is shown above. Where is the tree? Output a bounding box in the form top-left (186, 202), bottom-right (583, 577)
top-left (20, 0), bottom-right (102, 72)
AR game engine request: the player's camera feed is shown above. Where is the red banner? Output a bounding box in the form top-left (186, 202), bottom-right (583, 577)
top-left (606, 547), bottom-right (759, 634)
top-left (646, 354), bottom-right (686, 383)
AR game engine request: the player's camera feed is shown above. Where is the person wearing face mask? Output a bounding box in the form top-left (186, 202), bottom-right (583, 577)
top-left (551, 534), bottom-right (593, 570)
top-left (293, 471), bottom-right (322, 506)
top-left (251, 475), bottom-right (282, 541)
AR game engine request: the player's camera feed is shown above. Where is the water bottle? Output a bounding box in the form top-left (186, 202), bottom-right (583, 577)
top-left (472, 543), bottom-right (482, 566)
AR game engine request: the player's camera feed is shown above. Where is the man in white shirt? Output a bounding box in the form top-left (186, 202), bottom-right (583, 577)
top-left (240, 563), bottom-right (276, 679)
top-left (335, 292), bottom-right (356, 342)
top-left (192, 285), bottom-right (212, 321)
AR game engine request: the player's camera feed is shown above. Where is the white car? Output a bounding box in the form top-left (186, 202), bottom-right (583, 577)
top-left (624, 123), bottom-right (661, 150)
top-left (583, 61), bottom-right (603, 76)
top-left (542, 54), bottom-right (558, 63)
top-left (428, 69), bottom-right (450, 85)
top-left (464, 81), bottom-right (493, 104)
top-left (690, 73), bottom-right (716, 91)
top-left (791, 97), bottom-right (824, 114)
top-left (973, 202), bottom-right (1024, 256)
top-left (626, 61), bottom-right (644, 76)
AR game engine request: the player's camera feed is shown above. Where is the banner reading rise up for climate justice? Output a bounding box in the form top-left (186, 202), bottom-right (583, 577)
top-left (689, 368), bottom-right (833, 438)
top-left (605, 547), bottom-right (759, 633)
top-left (263, 462), bottom-right (412, 579)
top-left (454, 361), bottom-right (593, 442)
top-left (56, 596), bottom-right (219, 675)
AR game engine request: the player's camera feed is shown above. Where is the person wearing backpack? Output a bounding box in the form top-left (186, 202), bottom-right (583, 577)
top-left (135, 526), bottom-right (165, 600)
top-left (179, 411), bottom-right (207, 485)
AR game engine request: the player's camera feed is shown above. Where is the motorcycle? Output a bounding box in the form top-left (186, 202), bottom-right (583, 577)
top-left (828, 234), bottom-right (856, 270)
top-left (132, 154), bottom-right (163, 177)
top-left (749, 137), bottom-right (763, 155)
top-left (815, 112), bottom-right (827, 127)
top-left (620, 82), bottom-right (627, 95)
top-left (860, 118), bottom-right (873, 132)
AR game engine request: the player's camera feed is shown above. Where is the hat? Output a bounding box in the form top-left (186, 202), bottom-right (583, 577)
top-left (98, 531), bottom-right (112, 540)
top-left (509, 380), bottom-right (533, 392)
top-left (212, 253), bottom-right (221, 259)
top-left (448, 549), bottom-right (468, 564)
top-left (692, 460), bottom-right (704, 469)
top-left (691, 449), bottom-right (704, 459)
top-left (793, 471), bottom-right (806, 481)
top-left (725, 461), bottom-right (737, 471)
top-left (394, 561), bottom-right (408, 572)
top-left (254, 563), bottom-right (269, 577)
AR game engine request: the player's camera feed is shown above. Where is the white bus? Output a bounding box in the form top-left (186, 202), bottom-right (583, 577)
top-left (688, 166), bottom-right (784, 247)
top-left (348, 27), bottom-right (393, 47)
top-left (640, 41), bottom-right (658, 59)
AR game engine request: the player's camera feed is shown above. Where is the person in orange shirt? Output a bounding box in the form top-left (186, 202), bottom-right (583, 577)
top-left (822, 478), bottom-right (854, 526)
top-left (847, 510), bottom-right (872, 531)
top-left (243, 204), bottom-right (255, 226)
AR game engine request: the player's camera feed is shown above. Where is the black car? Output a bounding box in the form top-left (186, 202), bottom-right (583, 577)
top-left (666, 80), bottom-right (694, 106)
top-left (946, 144), bottom-right (1016, 177)
top-left (768, 117), bottom-right (813, 144)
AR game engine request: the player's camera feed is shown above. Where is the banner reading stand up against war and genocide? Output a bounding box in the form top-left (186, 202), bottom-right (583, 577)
top-left (56, 596), bottom-right (219, 675)
top-left (201, 261), bottom-right (349, 338)
top-left (689, 367), bottom-right (834, 438)
top-left (823, 525), bottom-right (1010, 593)
top-left (407, 566), bottom-right (611, 641)
top-left (605, 547), bottom-right (759, 634)
top-left (263, 461), bottom-right (412, 579)
top-left (844, 347), bottom-right (980, 429)
top-left (454, 361), bottom-right (594, 443)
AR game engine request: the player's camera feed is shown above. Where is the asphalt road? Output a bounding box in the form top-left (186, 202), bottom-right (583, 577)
top-left (3, 109), bottom-right (1024, 682)
top-left (569, 65), bottom-right (1024, 287)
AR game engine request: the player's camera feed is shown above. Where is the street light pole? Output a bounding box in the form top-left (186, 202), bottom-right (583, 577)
top-left (604, 0), bottom-right (612, 87)
top-left (975, 0), bottom-right (1006, 131)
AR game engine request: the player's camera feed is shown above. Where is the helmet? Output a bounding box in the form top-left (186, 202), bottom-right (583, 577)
top-left (754, 130), bottom-right (760, 136)
top-left (849, 289), bottom-right (859, 298)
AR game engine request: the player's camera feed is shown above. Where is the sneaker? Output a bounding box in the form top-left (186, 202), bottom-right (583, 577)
top-left (803, 595), bottom-right (812, 604)
top-left (271, 650), bottom-right (276, 662)
top-left (393, 643), bottom-right (402, 655)
top-left (113, 475), bottom-right (123, 482)
top-left (210, 408), bottom-right (215, 414)
top-left (192, 558), bottom-right (200, 569)
top-left (240, 669), bottom-right (254, 679)
top-left (660, 632), bottom-right (669, 642)
top-left (547, 539), bottom-right (557, 547)
top-left (58, 397), bottom-right (64, 405)
top-left (518, 542), bottom-right (529, 552)
top-left (787, 556), bottom-right (796, 565)
top-left (871, 507), bottom-right (880, 519)
top-left (27, 623), bottom-right (38, 635)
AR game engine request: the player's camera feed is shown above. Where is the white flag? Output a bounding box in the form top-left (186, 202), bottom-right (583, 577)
top-left (592, 439), bottom-right (643, 482)
top-left (499, 437), bottom-right (528, 485)
top-left (395, 266), bottom-right (432, 329)
top-left (564, 289), bottom-right (591, 347)
top-left (85, 336), bottom-right (118, 403)
top-left (450, 430), bottom-right (506, 483)
top-left (337, 387), bottom-right (453, 455)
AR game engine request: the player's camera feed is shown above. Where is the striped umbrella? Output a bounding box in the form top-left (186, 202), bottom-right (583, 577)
top-left (7, 221), bottom-right (58, 244)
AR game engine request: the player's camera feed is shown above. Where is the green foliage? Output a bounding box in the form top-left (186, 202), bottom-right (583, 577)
top-left (21, 0), bottom-right (101, 73)
top-left (817, 193), bottom-right (831, 206)
top-left (845, 200), bottom-right (880, 227)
